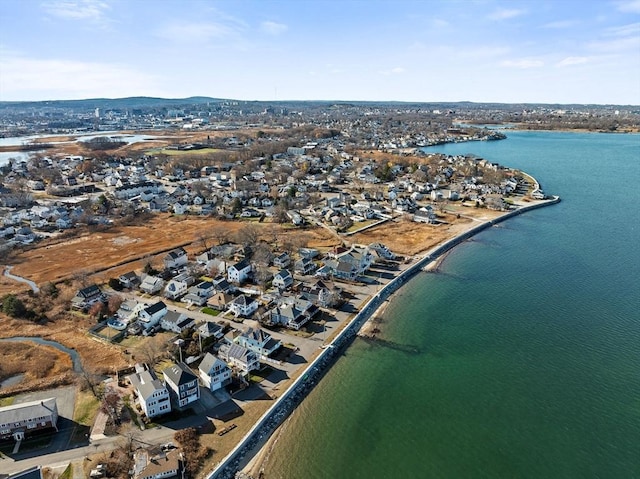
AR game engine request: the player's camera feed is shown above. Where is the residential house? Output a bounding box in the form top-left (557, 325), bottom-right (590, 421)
top-left (139, 275), bottom-right (165, 295)
top-left (235, 327), bottom-right (281, 357)
top-left (71, 284), bottom-right (104, 310)
top-left (0, 398), bottom-right (58, 441)
top-left (198, 353), bottom-right (232, 391)
top-left (272, 252), bottom-right (290, 268)
top-left (163, 273), bottom-right (193, 300)
top-left (162, 362), bottom-right (200, 409)
top-left (218, 343), bottom-right (259, 375)
top-left (413, 207), bottom-right (437, 224)
top-left (294, 257), bottom-right (316, 275)
top-left (160, 311), bottom-right (194, 334)
top-left (268, 297), bottom-right (319, 330)
top-left (272, 269), bottom-right (293, 290)
top-left (207, 292), bottom-right (233, 311)
top-left (132, 448), bottom-right (183, 479)
top-left (116, 299), bottom-right (139, 321)
top-left (128, 368), bottom-right (172, 419)
top-left (138, 301), bottom-right (167, 331)
top-left (164, 247), bottom-right (188, 270)
top-left (118, 271), bottom-right (140, 288)
top-left (300, 279), bottom-right (341, 308)
top-left (197, 321), bottom-right (224, 340)
top-left (181, 280), bottom-right (214, 306)
top-left (227, 258), bottom-right (252, 284)
top-left (228, 294), bottom-right (258, 318)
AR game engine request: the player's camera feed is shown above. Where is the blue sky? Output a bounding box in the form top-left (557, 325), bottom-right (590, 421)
top-left (1, 0), bottom-right (639, 104)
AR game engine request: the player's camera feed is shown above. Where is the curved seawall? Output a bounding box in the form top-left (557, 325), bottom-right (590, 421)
top-left (207, 195), bottom-right (561, 479)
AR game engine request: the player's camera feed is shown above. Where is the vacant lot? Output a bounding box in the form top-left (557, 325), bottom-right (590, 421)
top-left (350, 208), bottom-right (504, 256)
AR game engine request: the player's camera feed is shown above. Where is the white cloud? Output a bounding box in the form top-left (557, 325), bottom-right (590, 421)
top-left (261, 21), bottom-right (288, 35)
top-left (557, 56), bottom-right (589, 67)
top-left (41, 0), bottom-right (110, 22)
top-left (487, 8), bottom-right (527, 21)
top-left (615, 0), bottom-right (640, 13)
top-left (0, 55), bottom-right (161, 100)
top-left (542, 20), bottom-right (579, 29)
top-left (379, 67), bottom-right (406, 75)
top-left (501, 59), bottom-right (544, 68)
top-left (604, 22), bottom-right (640, 37)
top-left (159, 22), bottom-right (240, 43)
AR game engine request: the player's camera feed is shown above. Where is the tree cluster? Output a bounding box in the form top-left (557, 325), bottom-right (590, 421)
top-left (173, 427), bottom-right (211, 477)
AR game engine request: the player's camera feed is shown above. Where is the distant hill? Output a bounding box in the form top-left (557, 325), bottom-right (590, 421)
top-left (0, 96), bottom-right (225, 110)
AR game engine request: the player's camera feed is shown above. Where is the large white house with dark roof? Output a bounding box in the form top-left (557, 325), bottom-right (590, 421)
top-left (198, 353), bottom-right (232, 391)
top-left (127, 368), bottom-right (171, 419)
top-left (163, 362), bottom-right (200, 408)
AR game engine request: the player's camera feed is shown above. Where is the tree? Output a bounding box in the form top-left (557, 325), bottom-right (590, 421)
top-left (2, 294), bottom-right (26, 318)
top-left (211, 225), bottom-right (230, 245)
top-left (100, 389), bottom-right (121, 426)
top-left (89, 301), bottom-right (107, 320)
top-left (235, 223), bottom-right (260, 248)
top-left (137, 336), bottom-right (165, 367)
top-left (107, 295), bottom-right (123, 315)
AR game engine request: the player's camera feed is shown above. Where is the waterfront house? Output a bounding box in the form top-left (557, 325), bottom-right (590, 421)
top-left (0, 398), bottom-right (58, 441)
top-left (235, 327), bottom-right (281, 357)
top-left (163, 362), bottom-right (200, 408)
top-left (198, 352), bottom-right (232, 391)
top-left (268, 297), bottom-right (319, 330)
top-left (128, 368), bottom-right (172, 419)
top-left (218, 343), bottom-right (259, 375)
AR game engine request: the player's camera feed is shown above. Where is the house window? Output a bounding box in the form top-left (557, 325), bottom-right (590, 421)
top-left (27, 423), bottom-right (36, 429)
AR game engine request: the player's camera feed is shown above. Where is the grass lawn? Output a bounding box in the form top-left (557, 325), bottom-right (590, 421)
top-left (346, 219), bottom-right (379, 233)
top-left (201, 307), bottom-right (220, 316)
top-left (249, 366), bottom-right (273, 383)
top-left (0, 396), bottom-right (15, 407)
top-left (74, 389), bottom-right (100, 426)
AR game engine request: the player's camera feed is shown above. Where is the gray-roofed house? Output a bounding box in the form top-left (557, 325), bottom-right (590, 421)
top-left (228, 294), bottom-right (258, 318)
top-left (160, 311), bottom-right (194, 334)
top-left (218, 343), bottom-right (259, 375)
top-left (163, 247), bottom-right (188, 270)
top-left (127, 368), bottom-right (172, 419)
top-left (198, 321), bottom-right (224, 339)
top-left (0, 398), bottom-right (58, 441)
top-left (198, 353), bottom-right (232, 391)
top-left (235, 327), bottom-right (282, 357)
top-left (163, 362), bottom-right (200, 408)
top-left (272, 269), bottom-right (293, 290)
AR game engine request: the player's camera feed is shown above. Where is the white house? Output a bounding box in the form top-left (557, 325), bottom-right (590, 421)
top-left (139, 275), bottom-right (164, 295)
top-left (227, 258), bottom-right (252, 284)
top-left (218, 343), bottom-right (259, 375)
top-left (228, 295), bottom-right (258, 318)
top-left (162, 362), bottom-right (200, 409)
top-left (160, 310), bottom-right (194, 333)
top-left (235, 327), bottom-right (281, 357)
top-left (128, 368), bottom-right (172, 418)
top-left (198, 353), bottom-right (232, 391)
top-left (164, 247), bottom-right (188, 270)
top-left (272, 269), bottom-right (293, 290)
top-left (137, 301), bottom-right (167, 330)
top-left (163, 275), bottom-right (191, 300)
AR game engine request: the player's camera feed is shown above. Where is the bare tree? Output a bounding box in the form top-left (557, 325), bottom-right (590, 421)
top-left (137, 336), bottom-right (165, 367)
top-left (235, 223), bottom-right (260, 248)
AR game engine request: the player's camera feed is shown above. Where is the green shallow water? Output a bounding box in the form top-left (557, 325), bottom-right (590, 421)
top-left (263, 131), bottom-right (640, 479)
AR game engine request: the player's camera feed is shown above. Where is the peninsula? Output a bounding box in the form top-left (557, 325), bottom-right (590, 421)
top-left (0, 98), bottom-right (565, 479)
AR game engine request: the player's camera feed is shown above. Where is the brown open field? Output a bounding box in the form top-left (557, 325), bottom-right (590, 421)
top-left (2, 215), bottom-right (340, 294)
top-left (350, 209), bottom-right (504, 256)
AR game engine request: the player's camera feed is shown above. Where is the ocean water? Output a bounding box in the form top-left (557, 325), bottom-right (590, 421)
top-left (263, 131), bottom-right (640, 479)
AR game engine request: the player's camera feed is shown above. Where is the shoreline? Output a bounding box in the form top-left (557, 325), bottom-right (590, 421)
top-left (208, 194), bottom-right (561, 479)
